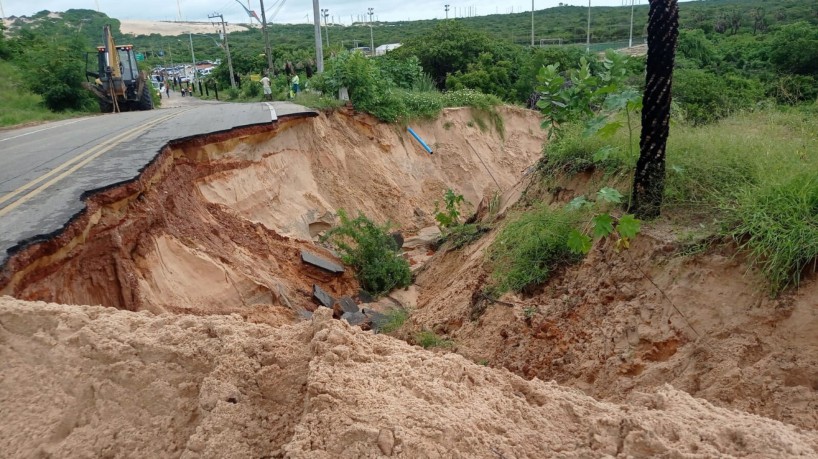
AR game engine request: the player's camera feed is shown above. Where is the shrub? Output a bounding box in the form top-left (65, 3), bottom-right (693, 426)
top-left (323, 210), bottom-right (412, 296)
top-left (487, 205), bottom-right (581, 295)
top-left (672, 68), bottom-right (764, 124)
top-left (242, 80), bottom-right (261, 99)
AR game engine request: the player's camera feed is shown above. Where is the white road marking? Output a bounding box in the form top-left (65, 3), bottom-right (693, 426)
top-left (0, 118), bottom-right (89, 143)
top-left (264, 102), bottom-right (278, 122)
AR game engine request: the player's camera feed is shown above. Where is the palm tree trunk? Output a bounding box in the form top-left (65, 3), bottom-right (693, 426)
top-left (630, 0), bottom-right (679, 219)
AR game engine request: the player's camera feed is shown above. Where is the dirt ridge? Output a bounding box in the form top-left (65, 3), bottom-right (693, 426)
top-left (2, 297), bottom-right (817, 458)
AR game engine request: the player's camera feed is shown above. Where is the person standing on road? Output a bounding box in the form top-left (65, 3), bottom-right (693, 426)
top-left (260, 73), bottom-right (272, 101)
top-left (292, 73), bottom-right (300, 95)
top-left (165, 82), bottom-right (170, 98)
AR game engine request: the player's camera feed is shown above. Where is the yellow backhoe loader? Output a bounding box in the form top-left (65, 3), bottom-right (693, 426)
top-left (84, 25), bottom-right (153, 113)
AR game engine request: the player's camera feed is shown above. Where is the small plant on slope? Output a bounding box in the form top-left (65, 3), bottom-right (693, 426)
top-left (415, 330), bottom-right (454, 349)
top-left (565, 187), bottom-right (642, 255)
top-left (322, 210), bottom-right (412, 296)
top-left (434, 189), bottom-right (466, 229)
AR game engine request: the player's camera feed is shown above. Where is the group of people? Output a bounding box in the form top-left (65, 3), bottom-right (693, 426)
top-left (155, 75), bottom-right (195, 99)
top-left (259, 71), bottom-right (300, 102)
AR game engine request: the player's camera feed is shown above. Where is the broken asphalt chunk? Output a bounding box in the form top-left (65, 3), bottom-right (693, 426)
top-left (301, 250), bottom-right (344, 274)
top-left (312, 284), bottom-right (335, 308)
top-left (363, 309), bottom-right (389, 332)
top-left (337, 296), bottom-right (360, 314)
top-left (341, 311), bottom-right (368, 326)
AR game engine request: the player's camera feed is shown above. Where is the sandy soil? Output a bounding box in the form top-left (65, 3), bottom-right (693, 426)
top-left (2, 296), bottom-right (816, 458)
top-left (119, 20), bottom-right (252, 37)
top-left (404, 175), bottom-right (818, 431)
top-left (2, 105), bottom-right (816, 456)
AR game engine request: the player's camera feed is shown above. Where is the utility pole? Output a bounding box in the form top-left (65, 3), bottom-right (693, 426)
top-left (313, 0), bottom-right (324, 72)
top-left (586, 0), bottom-right (592, 52)
top-left (188, 33), bottom-right (197, 83)
top-left (628, 0), bottom-right (635, 47)
top-left (209, 12), bottom-right (236, 88)
top-left (321, 8), bottom-right (330, 48)
top-left (531, 0), bottom-right (535, 46)
top-left (176, 0), bottom-right (182, 21)
top-left (259, 0), bottom-right (274, 75)
top-left (445, 4), bottom-right (450, 19)
top-left (368, 7), bottom-right (375, 57)
top-left (0, 0), bottom-right (6, 19)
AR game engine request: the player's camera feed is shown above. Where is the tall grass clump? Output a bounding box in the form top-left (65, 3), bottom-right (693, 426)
top-left (724, 173), bottom-right (818, 294)
top-left (487, 205), bottom-right (581, 295)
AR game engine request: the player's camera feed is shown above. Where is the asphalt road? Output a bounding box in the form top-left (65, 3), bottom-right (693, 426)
top-left (0, 97), bottom-right (316, 266)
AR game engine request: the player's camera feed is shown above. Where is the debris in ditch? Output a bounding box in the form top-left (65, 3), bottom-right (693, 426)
top-left (336, 296), bottom-right (360, 314)
top-left (403, 226), bottom-right (442, 250)
top-left (301, 250), bottom-right (345, 274)
top-left (357, 290), bottom-right (375, 303)
top-left (341, 311), bottom-right (369, 327)
top-left (312, 284), bottom-right (335, 308)
top-left (363, 309), bottom-right (389, 332)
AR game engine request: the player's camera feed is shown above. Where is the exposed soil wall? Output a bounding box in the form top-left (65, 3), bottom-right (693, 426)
top-left (0, 107), bottom-right (543, 318)
top-left (407, 191), bottom-right (818, 430)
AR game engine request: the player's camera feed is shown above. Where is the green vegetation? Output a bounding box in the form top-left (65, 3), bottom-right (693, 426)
top-left (564, 188), bottom-right (642, 255)
top-left (434, 189), bottom-right (467, 229)
top-left (0, 60), bottom-right (77, 127)
top-left (323, 210), bottom-right (412, 296)
top-left (727, 173), bottom-right (818, 293)
top-left (414, 330), bottom-right (454, 349)
top-left (541, 110), bottom-right (818, 294)
top-left (309, 51), bottom-right (502, 122)
top-left (486, 206), bottom-right (581, 295)
top-left (378, 307), bottom-right (410, 334)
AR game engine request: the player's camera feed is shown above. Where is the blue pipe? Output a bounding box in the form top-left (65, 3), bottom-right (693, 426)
top-left (407, 127), bottom-right (433, 154)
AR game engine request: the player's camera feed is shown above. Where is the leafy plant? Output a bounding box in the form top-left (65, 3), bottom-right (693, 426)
top-left (322, 210), bottom-right (412, 296)
top-left (566, 187), bottom-right (642, 255)
top-left (434, 189), bottom-right (466, 229)
top-left (445, 223), bottom-right (490, 249)
top-left (536, 51), bottom-right (633, 139)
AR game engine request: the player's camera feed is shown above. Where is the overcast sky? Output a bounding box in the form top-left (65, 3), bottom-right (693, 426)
top-left (3, 0), bottom-right (650, 25)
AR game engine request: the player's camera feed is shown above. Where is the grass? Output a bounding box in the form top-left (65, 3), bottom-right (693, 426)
top-left (414, 330), bottom-right (454, 349)
top-left (725, 173), bottom-right (818, 293)
top-left (486, 205), bottom-right (581, 295)
top-left (540, 109), bottom-right (818, 294)
top-left (379, 307), bottom-right (410, 334)
top-left (292, 91), bottom-right (344, 110)
top-left (0, 61), bottom-right (80, 127)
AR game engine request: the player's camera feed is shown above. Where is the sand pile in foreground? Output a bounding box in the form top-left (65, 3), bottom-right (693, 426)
top-left (2, 296), bottom-right (816, 458)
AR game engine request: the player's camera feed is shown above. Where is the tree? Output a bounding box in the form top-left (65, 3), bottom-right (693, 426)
top-left (392, 21), bottom-right (499, 89)
top-left (630, 0), bottom-right (679, 219)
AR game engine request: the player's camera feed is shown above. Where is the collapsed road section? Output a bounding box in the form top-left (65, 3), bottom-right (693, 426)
top-left (0, 106), bottom-right (545, 320)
